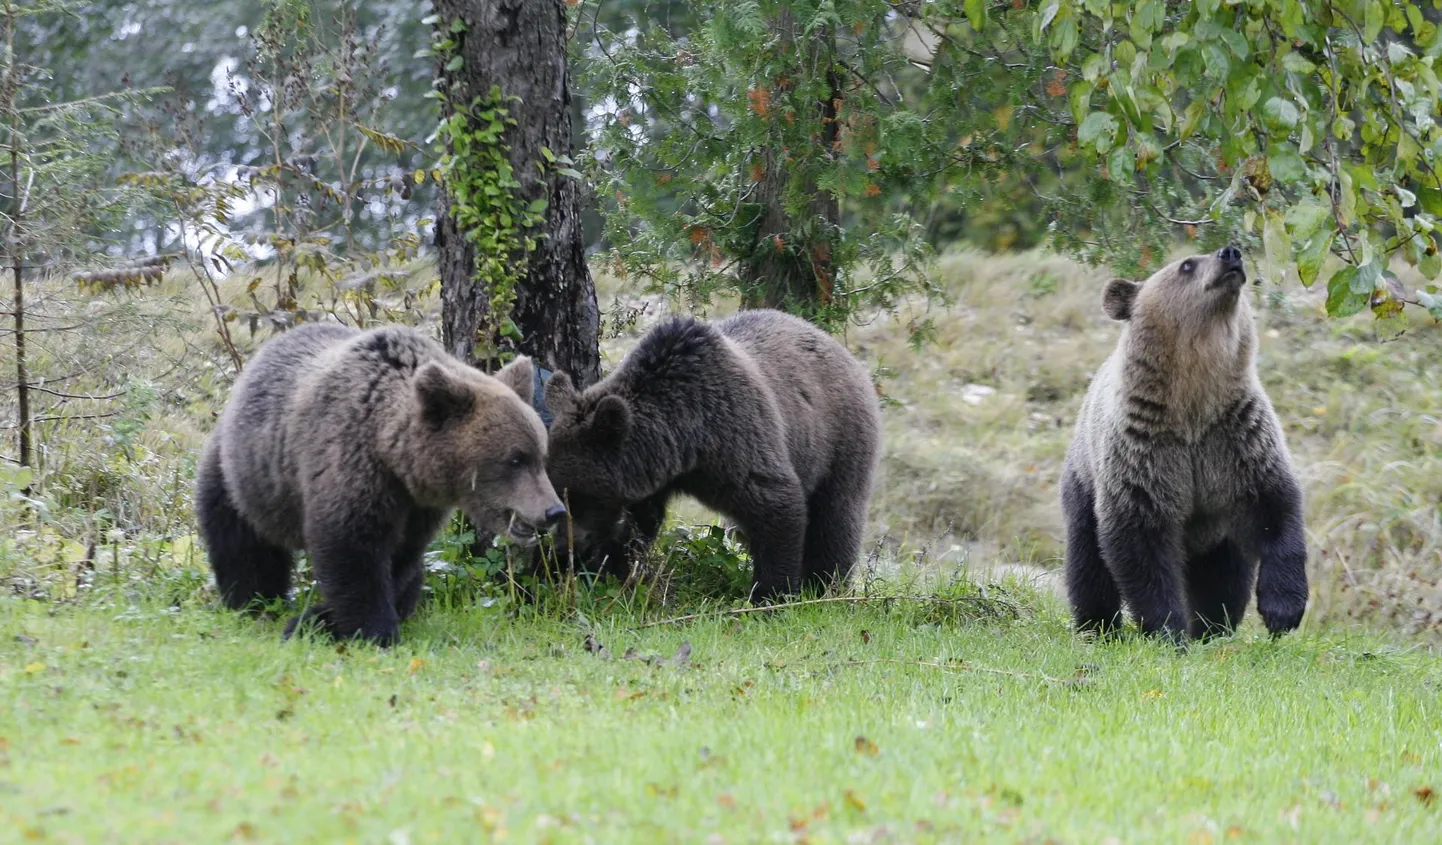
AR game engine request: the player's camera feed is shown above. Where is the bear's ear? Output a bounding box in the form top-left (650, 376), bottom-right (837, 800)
top-left (544, 371), bottom-right (579, 417)
top-left (415, 361), bottom-right (475, 427)
top-left (590, 394), bottom-right (632, 444)
top-left (494, 356), bottom-right (535, 404)
top-left (1102, 279), bottom-right (1140, 321)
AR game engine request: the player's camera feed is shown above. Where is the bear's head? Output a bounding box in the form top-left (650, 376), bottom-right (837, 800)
top-left (540, 372), bottom-right (639, 555)
top-left (1103, 245), bottom-right (1251, 331)
top-left (404, 356), bottom-right (565, 545)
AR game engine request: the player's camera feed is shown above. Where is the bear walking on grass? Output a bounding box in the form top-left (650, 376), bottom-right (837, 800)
top-left (1060, 246), bottom-right (1308, 642)
top-left (195, 323), bottom-right (565, 645)
top-left (542, 309), bottom-right (881, 601)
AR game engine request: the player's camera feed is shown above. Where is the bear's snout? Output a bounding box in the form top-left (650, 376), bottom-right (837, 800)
top-left (543, 503), bottom-right (567, 526)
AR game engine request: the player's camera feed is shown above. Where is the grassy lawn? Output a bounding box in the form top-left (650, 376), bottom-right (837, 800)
top-left (4, 585), bottom-right (1440, 843)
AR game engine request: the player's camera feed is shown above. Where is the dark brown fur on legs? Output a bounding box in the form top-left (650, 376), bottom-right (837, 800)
top-left (196, 323), bottom-right (564, 646)
top-left (544, 309), bottom-right (881, 602)
top-left (1060, 246), bottom-right (1308, 642)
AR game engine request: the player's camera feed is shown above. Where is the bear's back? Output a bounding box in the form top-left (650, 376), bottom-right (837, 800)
top-left (717, 310), bottom-right (880, 488)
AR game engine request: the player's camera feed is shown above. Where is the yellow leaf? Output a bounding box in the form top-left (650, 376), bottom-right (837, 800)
top-left (407, 658), bottom-right (426, 675)
top-left (844, 789), bottom-right (867, 812)
top-left (413, 169), bottom-right (426, 185)
top-left (24, 663), bottom-right (44, 674)
top-left (993, 103), bottom-right (1015, 131)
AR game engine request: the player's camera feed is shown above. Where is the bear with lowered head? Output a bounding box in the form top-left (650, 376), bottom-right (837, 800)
top-left (195, 323), bottom-right (565, 645)
top-left (543, 309), bottom-right (881, 601)
top-left (1060, 246), bottom-right (1308, 642)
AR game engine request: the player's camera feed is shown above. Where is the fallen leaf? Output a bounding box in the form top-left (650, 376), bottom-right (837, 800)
top-left (1141, 689), bottom-right (1164, 700)
top-left (844, 789), bottom-right (867, 812)
top-left (388, 694), bottom-right (397, 708)
top-left (716, 792), bottom-right (736, 810)
top-left (407, 658), bottom-right (425, 675)
top-left (860, 630), bottom-right (871, 644)
top-left (23, 663), bottom-right (45, 674)
top-left (854, 735), bottom-right (879, 757)
top-left (1414, 786), bottom-right (1436, 807)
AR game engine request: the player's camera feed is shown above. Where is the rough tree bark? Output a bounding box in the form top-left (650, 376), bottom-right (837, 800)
top-left (432, 0), bottom-right (600, 388)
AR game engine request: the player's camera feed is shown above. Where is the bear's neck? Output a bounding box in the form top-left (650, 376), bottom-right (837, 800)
top-left (1121, 315), bottom-right (1256, 438)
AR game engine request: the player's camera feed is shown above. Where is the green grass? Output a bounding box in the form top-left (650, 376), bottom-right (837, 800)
top-left (4, 587), bottom-right (1441, 843)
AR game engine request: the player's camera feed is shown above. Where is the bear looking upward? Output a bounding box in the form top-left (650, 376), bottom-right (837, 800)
top-left (1060, 245), bottom-right (1308, 642)
top-left (543, 309), bottom-right (881, 600)
top-left (195, 323), bottom-right (565, 645)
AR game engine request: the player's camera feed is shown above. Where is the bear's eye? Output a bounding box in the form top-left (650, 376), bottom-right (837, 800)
top-left (508, 452), bottom-right (530, 470)
top-left (1180, 260), bottom-right (1196, 275)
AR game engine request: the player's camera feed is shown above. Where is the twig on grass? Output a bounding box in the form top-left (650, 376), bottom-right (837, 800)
top-left (633, 595), bottom-right (911, 629)
top-left (633, 592), bottom-right (1020, 630)
top-left (839, 657), bottom-right (1081, 685)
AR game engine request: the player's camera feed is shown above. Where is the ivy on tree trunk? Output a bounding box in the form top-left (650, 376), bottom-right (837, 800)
top-left (432, 0), bottom-right (600, 387)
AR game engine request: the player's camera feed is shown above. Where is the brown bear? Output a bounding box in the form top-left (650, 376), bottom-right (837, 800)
top-left (195, 323), bottom-right (565, 645)
top-left (1060, 245), bottom-right (1308, 642)
top-left (542, 309), bottom-right (881, 600)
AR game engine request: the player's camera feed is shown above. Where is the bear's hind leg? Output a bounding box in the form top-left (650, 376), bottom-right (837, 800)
top-left (196, 441), bottom-right (292, 611)
top-left (729, 476), bottom-right (808, 602)
top-left (801, 475), bottom-right (869, 595)
top-left (1186, 539), bottom-right (1255, 639)
top-left (1061, 470), bottom-right (1123, 636)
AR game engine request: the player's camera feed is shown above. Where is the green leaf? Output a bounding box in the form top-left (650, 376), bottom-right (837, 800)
top-left (1297, 232), bottom-right (1333, 287)
top-left (1262, 97), bottom-right (1300, 129)
top-left (1180, 100), bottom-right (1207, 140)
top-left (1082, 52), bottom-right (1108, 83)
top-left (1039, 0), bottom-right (1061, 33)
top-left (445, 55), bottom-right (464, 72)
top-left (1419, 290), bottom-right (1442, 321)
top-left (1219, 29), bottom-right (1249, 59)
top-left (965, 0), bottom-right (987, 30)
top-left (1326, 267), bottom-right (1369, 317)
top-left (1263, 210), bottom-right (1292, 271)
top-left (1286, 201), bottom-right (1331, 241)
top-left (1069, 82), bottom-right (1094, 125)
top-left (1108, 144), bottom-right (1136, 183)
top-left (1078, 112), bottom-right (1120, 153)
top-left (1281, 52), bottom-right (1316, 74)
top-left (1267, 143), bottom-right (1307, 182)
top-left (1419, 245), bottom-right (1441, 281)
top-left (1364, 0), bottom-right (1385, 43)
top-left (1353, 261), bottom-right (1383, 294)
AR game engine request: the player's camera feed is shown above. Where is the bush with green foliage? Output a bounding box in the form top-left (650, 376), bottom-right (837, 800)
top-left (587, 0), bottom-right (1442, 332)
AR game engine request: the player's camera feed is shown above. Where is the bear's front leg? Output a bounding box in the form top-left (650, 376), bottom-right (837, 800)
top-left (303, 498), bottom-right (405, 646)
top-left (1097, 491), bottom-right (1189, 643)
top-left (1253, 473), bottom-right (1308, 636)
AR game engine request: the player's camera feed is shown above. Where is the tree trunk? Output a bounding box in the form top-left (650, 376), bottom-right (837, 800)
top-left (740, 19), bottom-right (842, 313)
top-left (433, 0), bottom-right (600, 388)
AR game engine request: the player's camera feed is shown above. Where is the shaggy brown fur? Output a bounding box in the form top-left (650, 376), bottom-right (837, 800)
top-left (195, 323), bottom-right (564, 645)
top-left (543, 309), bottom-right (881, 600)
top-left (1061, 246), bottom-right (1308, 641)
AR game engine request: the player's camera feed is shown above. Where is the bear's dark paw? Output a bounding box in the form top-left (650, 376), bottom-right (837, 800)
top-left (1257, 592), bottom-right (1305, 636)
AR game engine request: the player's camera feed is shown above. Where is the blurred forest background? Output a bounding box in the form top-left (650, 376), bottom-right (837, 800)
top-left (2, 0), bottom-right (1441, 637)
